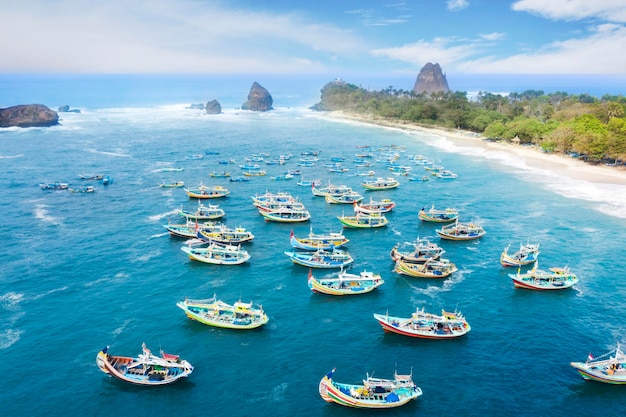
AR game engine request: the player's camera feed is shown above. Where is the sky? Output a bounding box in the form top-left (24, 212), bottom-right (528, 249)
top-left (2, 0), bottom-right (626, 78)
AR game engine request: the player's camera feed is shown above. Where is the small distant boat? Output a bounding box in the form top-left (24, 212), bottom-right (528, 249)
top-left (319, 368), bottom-right (422, 409)
top-left (185, 184), bottom-right (230, 199)
top-left (101, 176), bottom-right (113, 186)
top-left (500, 242), bottom-right (540, 267)
top-left (325, 192), bottom-right (363, 204)
top-left (311, 183), bottom-right (352, 197)
top-left (260, 208), bottom-right (311, 223)
top-left (354, 198), bottom-right (395, 214)
top-left (508, 261), bottom-right (578, 290)
top-left (204, 150), bottom-right (220, 155)
top-left (163, 220), bottom-right (220, 238)
top-left (418, 205), bottom-right (458, 222)
top-left (185, 154), bottom-right (203, 160)
top-left (176, 296), bottom-right (268, 330)
top-left (40, 182), bottom-right (69, 190)
top-left (181, 242), bottom-right (251, 265)
top-left (96, 344), bottom-right (193, 386)
top-left (338, 212), bottom-right (388, 228)
top-left (394, 259), bottom-right (457, 278)
top-left (361, 177), bottom-right (400, 190)
top-left (289, 228), bottom-right (349, 251)
top-left (159, 181), bottom-right (185, 188)
top-left (284, 248), bottom-right (354, 269)
top-left (69, 185), bottom-right (96, 193)
top-left (571, 343), bottom-right (626, 384)
top-left (373, 308), bottom-right (471, 339)
top-left (229, 176), bottom-right (250, 182)
top-left (270, 173), bottom-right (293, 181)
top-left (297, 178), bottom-right (321, 187)
top-left (408, 176), bottom-right (430, 182)
top-left (308, 268), bottom-right (384, 295)
top-left (196, 224), bottom-right (254, 244)
top-left (436, 220), bottom-right (485, 240)
top-left (209, 171), bottom-right (230, 178)
top-left (243, 170), bottom-right (267, 177)
top-left (79, 173), bottom-right (103, 180)
top-left (433, 169), bottom-right (458, 179)
top-left (178, 202), bottom-right (225, 220)
top-left (390, 238), bottom-right (445, 263)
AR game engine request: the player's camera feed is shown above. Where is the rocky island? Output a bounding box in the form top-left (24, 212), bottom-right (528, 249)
top-left (0, 104), bottom-right (59, 128)
top-left (241, 82), bottom-right (273, 112)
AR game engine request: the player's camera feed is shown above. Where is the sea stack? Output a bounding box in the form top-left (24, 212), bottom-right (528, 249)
top-left (205, 99), bottom-right (222, 114)
top-left (0, 104), bottom-right (59, 128)
top-left (241, 82), bottom-right (273, 112)
top-left (413, 63), bottom-right (450, 95)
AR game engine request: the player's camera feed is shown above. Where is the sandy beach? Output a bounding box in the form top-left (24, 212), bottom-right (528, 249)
top-left (323, 111), bottom-right (626, 186)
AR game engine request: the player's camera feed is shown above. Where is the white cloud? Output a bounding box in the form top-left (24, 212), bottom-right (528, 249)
top-left (447, 0), bottom-right (469, 12)
top-left (512, 0), bottom-right (626, 23)
top-left (371, 37), bottom-right (480, 69)
top-left (479, 32), bottom-right (506, 41)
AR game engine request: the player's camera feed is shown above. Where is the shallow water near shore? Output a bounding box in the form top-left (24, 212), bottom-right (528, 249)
top-left (1, 76), bottom-right (626, 416)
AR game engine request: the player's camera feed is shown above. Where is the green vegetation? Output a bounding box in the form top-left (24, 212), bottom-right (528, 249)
top-left (312, 81), bottom-right (626, 163)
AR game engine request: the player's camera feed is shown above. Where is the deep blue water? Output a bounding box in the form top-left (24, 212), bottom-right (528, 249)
top-left (1, 75), bottom-right (626, 417)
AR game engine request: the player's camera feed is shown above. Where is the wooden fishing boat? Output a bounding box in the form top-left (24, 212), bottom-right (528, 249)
top-left (283, 248), bottom-right (354, 269)
top-left (289, 228), bottom-right (349, 251)
top-left (40, 181), bottom-right (69, 190)
top-left (373, 308), bottom-right (471, 339)
top-left (178, 202), bottom-right (225, 220)
top-left (181, 242), bottom-right (250, 265)
top-left (361, 177), bottom-right (400, 190)
top-left (79, 173), bottom-right (103, 180)
top-left (571, 344), bottom-right (626, 384)
top-left (270, 173), bottom-right (293, 181)
top-left (311, 183), bottom-right (352, 197)
top-left (319, 368), bottom-right (422, 409)
top-left (260, 208), bottom-right (311, 222)
top-left (418, 205), bottom-right (459, 222)
top-left (163, 220), bottom-right (220, 238)
top-left (209, 171), bottom-right (230, 178)
top-left (308, 268), bottom-right (384, 295)
top-left (500, 242), bottom-right (540, 266)
top-left (196, 224), bottom-right (254, 244)
top-left (436, 220), bottom-right (485, 240)
top-left (394, 258), bottom-right (457, 278)
top-left (159, 181), bottom-right (184, 188)
top-left (96, 344), bottom-right (193, 386)
top-left (176, 296), bottom-right (268, 329)
top-left (354, 198), bottom-right (396, 214)
top-left (243, 170), bottom-right (266, 177)
top-left (69, 185), bottom-right (96, 193)
top-left (508, 261), bottom-right (578, 290)
top-left (251, 191), bottom-right (295, 206)
top-left (184, 184), bottom-right (230, 199)
top-left (229, 176), bottom-right (250, 182)
top-left (433, 169), bottom-right (458, 179)
top-left (338, 212), bottom-right (388, 228)
top-left (325, 191), bottom-right (363, 204)
top-left (297, 178), bottom-right (321, 187)
top-left (390, 238), bottom-right (445, 263)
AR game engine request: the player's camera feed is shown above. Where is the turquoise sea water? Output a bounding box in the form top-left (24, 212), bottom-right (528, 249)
top-left (2, 75), bottom-right (626, 417)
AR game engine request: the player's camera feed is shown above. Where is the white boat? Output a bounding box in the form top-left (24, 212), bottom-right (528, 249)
top-left (508, 261), bottom-right (578, 290)
top-left (308, 268), bottom-right (384, 295)
top-left (500, 242), bottom-right (540, 266)
top-left (571, 344), bottom-right (626, 384)
top-left (181, 242), bottom-right (250, 265)
top-left (373, 308), bottom-right (471, 339)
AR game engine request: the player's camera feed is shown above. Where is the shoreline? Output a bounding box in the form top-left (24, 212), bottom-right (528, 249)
top-left (322, 111), bottom-right (626, 186)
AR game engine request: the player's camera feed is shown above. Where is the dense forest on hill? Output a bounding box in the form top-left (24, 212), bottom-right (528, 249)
top-left (312, 80), bottom-right (626, 164)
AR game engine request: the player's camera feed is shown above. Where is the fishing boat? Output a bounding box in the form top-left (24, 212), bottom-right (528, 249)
top-left (436, 220), bottom-right (486, 240)
top-left (394, 258), bottom-right (458, 278)
top-left (373, 308), bottom-right (471, 339)
top-left (311, 183), bottom-right (352, 197)
top-left (308, 268), bottom-right (384, 295)
top-left (178, 201), bottom-right (225, 220)
top-left (338, 212), bottom-right (388, 228)
top-left (176, 296), bottom-right (268, 330)
top-left (508, 261), bottom-right (578, 290)
top-left (196, 224), bottom-right (255, 244)
top-left (69, 185), bottom-right (96, 193)
top-left (433, 169), bottom-right (458, 179)
top-left (354, 198), bottom-right (396, 214)
top-left (570, 344), bottom-right (626, 384)
top-left (243, 170), bottom-right (266, 177)
top-left (390, 238), bottom-right (445, 263)
top-left (185, 184), bottom-right (230, 199)
top-left (325, 191), bottom-right (363, 204)
top-left (361, 177), bottom-right (400, 190)
top-left (79, 173), bottom-right (103, 180)
top-left (418, 205), bottom-right (459, 222)
top-left (209, 171), bottom-right (231, 178)
top-left (297, 178), bottom-right (321, 187)
top-left (283, 248), bottom-right (354, 269)
top-left (40, 181), bottom-right (69, 190)
top-left (101, 176), bottom-right (113, 186)
top-left (181, 242), bottom-right (250, 265)
top-left (319, 368), bottom-right (422, 409)
top-left (229, 176), bottom-right (250, 182)
top-left (159, 181), bottom-right (185, 188)
top-left (163, 220), bottom-right (220, 238)
top-left (500, 242), bottom-right (540, 266)
top-left (289, 228), bottom-right (349, 251)
top-left (95, 344), bottom-right (193, 386)
top-left (260, 208), bottom-right (311, 223)
top-left (270, 173), bottom-right (293, 181)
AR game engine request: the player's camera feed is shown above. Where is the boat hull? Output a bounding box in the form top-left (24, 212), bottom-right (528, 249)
top-left (570, 362), bottom-right (626, 384)
top-left (373, 313), bottom-right (470, 339)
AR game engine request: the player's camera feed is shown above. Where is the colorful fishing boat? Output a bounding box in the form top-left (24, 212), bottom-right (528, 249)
top-left (308, 268), bottom-right (384, 295)
top-left (338, 212), bottom-right (388, 228)
top-left (390, 238), bottom-right (445, 263)
top-left (283, 248), bottom-right (354, 269)
top-left (209, 171), bottom-right (230, 178)
top-left (354, 198), bottom-right (396, 214)
top-left (500, 242), bottom-right (540, 266)
top-left (418, 205), bottom-right (459, 222)
top-left (325, 191), bottom-right (363, 204)
top-left (433, 169), bottom-right (458, 179)
top-left (319, 368), bottom-right (422, 409)
top-left (289, 228), bottom-right (349, 251)
top-left (69, 185), bottom-right (96, 193)
top-left (571, 344), bottom-right (626, 384)
top-left (260, 208), bottom-right (311, 222)
top-left (163, 220), bottom-right (220, 238)
top-left (79, 173), bottom-right (103, 180)
top-left (96, 344), bottom-right (193, 386)
top-left (176, 296), bottom-right (268, 329)
top-left (311, 183), bottom-right (352, 197)
top-left (184, 184), bottom-right (230, 199)
top-left (270, 173), bottom-right (294, 181)
top-left (436, 220), bottom-right (486, 240)
top-left (361, 177), bottom-right (400, 190)
top-left (178, 202), bottom-right (225, 220)
top-left (159, 181), bottom-right (184, 188)
top-left (394, 258), bottom-right (458, 278)
top-left (181, 242), bottom-right (250, 265)
top-left (373, 308), bottom-right (471, 339)
top-left (40, 181), bottom-right (69, 190)
top-left (508, 261), bottom-right (578, 290)
top-left (297, 178), bottom-right (321, 187)
top-left (196, 224), bottom-right (254, 244)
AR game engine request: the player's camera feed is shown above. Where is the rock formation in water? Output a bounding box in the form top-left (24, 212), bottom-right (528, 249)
top-left (413, 63), bottom-right (450, 95)
top-left (241, 82), bottom-right (273, 112)
top-left (205, 99), bottom-right (222, 114)
top-left (0, 104), bottom-right (59, 128)
top-left (187, 103), bottom-right (204, 110)
top-left (58, 105), bottom-right (81, 113)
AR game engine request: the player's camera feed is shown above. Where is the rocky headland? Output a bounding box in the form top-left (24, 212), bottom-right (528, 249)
top-left (0, 104), bottom-right (59, 128)
top-left (241, 82), bottom-right (273, 111)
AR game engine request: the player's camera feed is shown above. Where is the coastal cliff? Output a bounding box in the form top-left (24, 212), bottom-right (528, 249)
top-left (0, 104), bottom-right (59, 128)
top-left (241, 82), bottom-right (273, 111)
